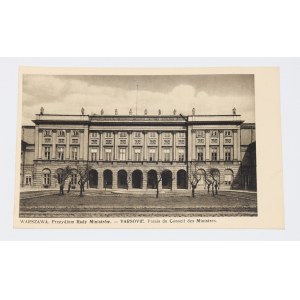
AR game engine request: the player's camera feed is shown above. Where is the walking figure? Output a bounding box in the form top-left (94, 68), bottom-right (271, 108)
top-left (67, 180), bottom-right (72, 193)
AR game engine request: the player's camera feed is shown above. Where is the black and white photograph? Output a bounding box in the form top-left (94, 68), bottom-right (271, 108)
top-left (14, 67), bottom-right (283, 228)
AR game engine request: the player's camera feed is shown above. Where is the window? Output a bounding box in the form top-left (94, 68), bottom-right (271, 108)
top-left (44, 146), bottom-right (51, 160)
top-left (211, 131), bottom-right (218, 137)
top-left (71, 147), bottom-right (78, 160)
top-left (57, 147), bottom-right (65, 160)
top-left (119, 132), bottom-right (127, 137)
top-left (134, 132), bottom-right (141, 138)
top-left (105, 148), bottom-right (112, 161)
top-left (224, 147), bottom-right (232, 161)
top-left (149, 149), bottom-right (156, 161)
top-left (179, 132), bottom-right (185, 138)
top-left (178, 139), bottom-right (185, 145)
top-left (196, 130), bottom-right (204, 138)
top-left (197, 147), bottom-right (204, 161)
top-left (91, 132), bottom-right (98, 138)
top-left (134, 140), bottom-right (141, 145)
top-left (224, 130), bottom-right (232, 137)
top-left (134, 148), bottom-right (141, 161)
top-left (120, 139), bottom-right (126, 145)
top-left (71, 173), bottom-right (77, 185)
top-left (90, 139), bottom-right (98, 145)
top-left (211, 147), bottom-right (218, 161)
top-left (163, 139), bottom-right (171, 145)
top-left (164, 132), bottom-right (171, 138)
top-left (71, 138), bottom-right (79, 144)
top-left (43, 169), bottom-right (51, 186)
top-left (57, 130), bottom-right (65, 137)
top-left (224, 169), bottom-right (233, 185)
top-left (25, 175), bottom-right (32, 186)
top-left (105, 140), bottom-right (112, 145)
top-left (91, 149), bottom-right (98, 161)
top-left (58, 138), bottom-right (65, 144)
top-left (72, 130), bottom-right (79, 137)
top-left (149, 132), bottom-right (156, 138)
top-left (43, 130), bottom-right (52, 137)
top-left (178, 149), bottom-right (185, 161)
top-left (119, 148), bottom-right (126, 161)
top-left (106, 132), bottom-right (112, 138)
top-left (163, 149), bottom-right (171, 161)
top-left (149, 139), bottom-right (156, 145)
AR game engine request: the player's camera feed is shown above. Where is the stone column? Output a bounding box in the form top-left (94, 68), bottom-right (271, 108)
top-left (158, 132), bottom-right (162, 161)
top-left (187, 129), bottom-right (192, 162)
top-left (191, 129), bottom-right (196, 161)
top-left (34, 128), bottom-right (39, 159)
top-left (233, 129), bottom-right (238, 160)
top-left (51, 130), bottom-right (56, 159)
top-left (114, 132), bottom-right (118, 160)
top-left (98, 132), bottom-right (101, 160)
top-left (100, 132), bottom-right (103, 160)
top-left (79, 130), bottom-right (84, 160)
top-left (38, 129), bottom-right (43, 159)
top-left (143, 131), bottom-right (147, 161)
top-left (219, 130), bottom-right (224, 160)
top-left (172, 132), bottom-right (176, 161)
top-left (112, 170), bottom-right (118, 189)
top-left (66, 130), bottom-right (70, 159)
top-left (128, 131), bottom-right (132, 160)
top-left (205, 130), bottom-right (210, 160)
top-left (83, 128), bottom-right (89, 161)
top-left (237, 128), bottom-right (241, 161)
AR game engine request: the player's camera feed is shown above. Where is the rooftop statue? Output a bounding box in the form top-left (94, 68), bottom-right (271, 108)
top-left (81, 107), bottom-right (85, 115)
top-left (192, 107), bottom-right (196, 115)
top-left (40, 107), bottom-right (44, 115)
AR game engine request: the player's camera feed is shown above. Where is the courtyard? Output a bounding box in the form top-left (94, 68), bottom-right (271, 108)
top-left (19, 189), bottom-right (258, 218)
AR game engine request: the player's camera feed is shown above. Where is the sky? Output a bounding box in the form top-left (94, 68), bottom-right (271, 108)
top-left (22, 74), bottom-right (255, 125)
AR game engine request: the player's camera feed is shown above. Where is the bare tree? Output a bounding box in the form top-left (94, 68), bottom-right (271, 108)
top-left (188, 162), bottom-right (203, 198)
top-left (155, 169), bottom-right (163, 199)
top-left (205, 168), bottom-right (220, 196)
top-left (54, 166), bottom-right (72, 195)
top-left (77, 164), bottom-right (93, 197)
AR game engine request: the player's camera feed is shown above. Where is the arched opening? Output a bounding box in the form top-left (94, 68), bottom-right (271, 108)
top-left (162, 169), bottom-right (172, 189)
top-left (118, 170), bottom-right (128, 189)
top-left (177, 169), bottom-right (187, 189)
top-left (89, 169), bottom-right (98, 188)
top-left (224, 169), bottom-right (233, 186)
top-left (132, 170), bottom-right (143, 189)
top-left (147, 170), bottom-right (157, 189)
top-left (198, 169), bottom-right (206, 186)
top-left (42, 168), bottom-right (51, 188)
top-left (103, 169), bottom-right (113, 189)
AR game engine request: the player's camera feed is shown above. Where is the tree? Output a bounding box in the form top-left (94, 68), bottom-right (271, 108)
top-left (188, 162), bottom-right (203, 198)
top-left (205, 168), bottom-right (220, 196)
top-left (155, 169), bottom-right (163, 199)
top-left (77, 164), bottom-right (93, 197)
top-left (54, 166), bottom-right (72, 195)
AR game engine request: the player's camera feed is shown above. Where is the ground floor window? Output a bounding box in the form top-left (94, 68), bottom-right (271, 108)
top-left (211, 147), bottom-right (218, 161)
top-left (25, 175), bottom-right (32, 185)
top-left (71, 147), bottom-right (78, 160)
top-left (91, 148), bottom-right (98, 161)
top-left (224, 169), bottom-right (233, 185)
top-left (43, 170), bottom-right (51, 186)
top-left (44, 146), bottom-right (51, 160)
top-left (71, 173), bottom-right (77, 185)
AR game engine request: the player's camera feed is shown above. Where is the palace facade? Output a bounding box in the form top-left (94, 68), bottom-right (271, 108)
top-left (20, 112), bottom-right (256, 191)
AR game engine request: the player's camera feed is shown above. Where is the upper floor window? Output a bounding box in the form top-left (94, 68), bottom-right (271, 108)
top-left (105, 148), bottom-right (112, 161)
top-left (211, 147), bottom-right (218, 161)
top-left (179, 132), bottom-right (185, 138)
top-left (43, 130), bottom-right (52, 137)
top-left (57, 130), bottom-right (65, 137)
top-left (71, 147), bottom-right (78, 160)
top-left (178, 149), bottom-right (185, 162)
top-left (71, 138), bottom-right (79, 144)
top-left (164, 132), bottom-right (171, 138)
top-left (119, 132), bottom-right (127, 137)
top-left (44, 138), bottom-right (51, 143)
top-left (196, 130), bottom-right (204, 138)
top-left (58, 138), bottom-right (65, 144)
top-left (149, 132), bottom-right (156, 138)
top-left (134, 148), bottom-right (141, 161)
top-left (90, 132), bottom-right (98, 138)
top-left (211, 130), bottom-right (218, 137)
top-left (90, 139), bottom-right (98, 145)
top-left (119, 148), bottom-right (126, 161)
top-left (57, 147), bottom-right (65, 160)
top-left (134, 132), bottom-right (141, 138)
top-left (72, 130), bottom-right (79, 137)
top-left (91, 149), bottom-right (98, 161)
top-left (149, 149), bottom-right (156, 161)
top-left (105, 132), bottom-right (112, 138)
top-left (197, 147), bottom-right (204, 161)
top-left (44, 146), bottom-right (51, 160)
top-left (224, 130), bottom-right (232, 137)
top-left (178, 139), bottom-right (185, 145)
top-left (163, 149), bottom-right (171, 161)
top-left (224, 146), bottom-right (232, 161)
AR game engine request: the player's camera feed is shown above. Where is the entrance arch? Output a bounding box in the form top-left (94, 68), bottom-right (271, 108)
top-left (162, 169), bottom-right (172, 189)
top-left (103, 169), bottom-right (112, 189)
top-left (118, 170), bottom-right (128, 189)
top-left (132, 170), bottom-right (143, 189)
top-left (89, 169), bottom-right (98, 188)
top-left (177, 169), bottom-right (187, 189)
top-left (147, 170), bottom-right (157, 189)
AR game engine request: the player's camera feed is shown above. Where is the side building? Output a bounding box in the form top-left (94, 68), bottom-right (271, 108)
top-left (20, 113), bottom-right (256, 191)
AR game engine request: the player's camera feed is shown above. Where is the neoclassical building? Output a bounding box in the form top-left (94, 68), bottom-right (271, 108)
top-left (20, 111), bottom-right (256, 191)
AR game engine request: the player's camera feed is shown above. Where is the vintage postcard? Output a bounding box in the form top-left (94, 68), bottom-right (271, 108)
top-left (14, 67), bottom-right (284, 228)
